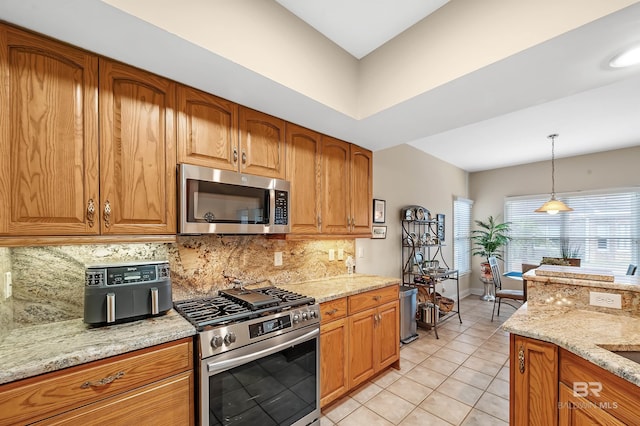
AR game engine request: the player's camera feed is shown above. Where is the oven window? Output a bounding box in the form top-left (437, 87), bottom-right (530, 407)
top-left (208, 339), bottom-right (317, 426)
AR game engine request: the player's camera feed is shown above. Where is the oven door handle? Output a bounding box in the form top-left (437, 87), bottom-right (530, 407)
top-left (206, 327), bottom-right (319, 374)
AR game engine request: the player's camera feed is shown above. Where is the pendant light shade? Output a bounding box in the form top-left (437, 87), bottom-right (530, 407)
top-left (535, 134), bottom-right (573, 214)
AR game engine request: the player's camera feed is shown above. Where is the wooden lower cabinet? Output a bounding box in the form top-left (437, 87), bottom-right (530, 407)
top-left (0, 338), bottom-right (193, 426)
top-left (320, 316), bottom-right (349, 407)
top-left (510, 334), bottom-right (558, 426)
top-left (319, 285), bottom-right (400, 408)
top-left (511, 334), bottom-right (640, 426)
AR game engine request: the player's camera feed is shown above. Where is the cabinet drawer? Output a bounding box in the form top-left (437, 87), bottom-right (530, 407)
top-left (559, 348), bottom-right (640, 426)
top-left (0, 338), bottom-right (192, 426)
top-left (34, 371), bottom-right (194, 425)
top-left (348, 285), bottom-right (398, 314)
top-left (320, 298), bottom-right (347, 324)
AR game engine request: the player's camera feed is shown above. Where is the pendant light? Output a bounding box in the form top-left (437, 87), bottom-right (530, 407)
top-left (535, 134), bottom-right (573, 215)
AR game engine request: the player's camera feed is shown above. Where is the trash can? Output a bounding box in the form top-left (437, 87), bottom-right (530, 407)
top-left (399, 286), bottom-right (418, 344)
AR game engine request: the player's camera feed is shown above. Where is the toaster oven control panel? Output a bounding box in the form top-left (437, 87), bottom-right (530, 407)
top-left (85, 261), bottom-right (170, 287)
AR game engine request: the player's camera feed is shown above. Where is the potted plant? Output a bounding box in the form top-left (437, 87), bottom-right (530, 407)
top-left (471, 215), bottom-right (512, 281)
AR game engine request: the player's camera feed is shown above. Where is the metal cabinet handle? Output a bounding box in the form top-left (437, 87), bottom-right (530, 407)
top-left (80, 371), bottom-right (125, 389)
top-left (325, 308), bottom-right (338, 316)
top-left (242, 151), bottom-right (247, 164)
top-left (87, 198), bottom-right (95, 228)
top-left (103, 200), bottom-right (111, 228)
top-left (233, 149), bottom-right (238, 163)
top-left (518, 345), bottom-right (525, 374)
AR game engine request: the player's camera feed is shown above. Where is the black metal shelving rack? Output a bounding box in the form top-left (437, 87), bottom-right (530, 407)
top-left (401, 205), bottom-right (462, 339)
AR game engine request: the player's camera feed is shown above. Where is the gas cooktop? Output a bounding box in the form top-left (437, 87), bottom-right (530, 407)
top-left (174, 286), bottom-right (315, 331)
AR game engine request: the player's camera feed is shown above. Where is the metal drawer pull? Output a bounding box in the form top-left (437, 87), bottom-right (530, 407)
top-left (81, 371), bottom-right (125, 389)
top-left (325, 308), bottom-right (338, 316)
top-left (373, 295), bottom-right (382, 301)
top-left (518, 345), bottom-right (525, 374)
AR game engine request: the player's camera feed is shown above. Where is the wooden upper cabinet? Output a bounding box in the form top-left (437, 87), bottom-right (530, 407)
top-left (177, 86), bottom-right (239, 171)
top-left (99, 59), bottom-right (177, 234)
top-left (321, 137), bottom-right (372, 236)
top-left (321, 136), bottom-right (351, 234)
top-left (239, 107), bottom-right (286, 179)
top-left (350, 145), bottom-right (373, 235)
top-left (286, 123), bottom-right (321, 234)
top-left (0, 25), bottom-right (99, 235)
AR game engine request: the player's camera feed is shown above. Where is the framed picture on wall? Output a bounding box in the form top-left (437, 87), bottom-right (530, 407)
top-left (437, 213), bottom-right (445, 242)
top-left (373, 199), bottom-right (386, 223)
top-left (372, 225), bottom-right (387, 239)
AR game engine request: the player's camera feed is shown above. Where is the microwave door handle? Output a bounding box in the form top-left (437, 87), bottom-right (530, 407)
top-left (206, 328), bottom-right (319, 375)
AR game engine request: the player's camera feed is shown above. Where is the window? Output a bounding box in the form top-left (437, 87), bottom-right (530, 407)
top-left (454, 197), bottom-right (473, 275)
top-left (504, 189), bottom-right (640, 274)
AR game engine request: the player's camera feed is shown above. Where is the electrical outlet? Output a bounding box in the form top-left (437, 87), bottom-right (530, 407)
top-left (328, 249), bottom-right (335, 261)
top-left (3, 272), bottom-right (11, 300)
top-left (337, 248), bottom-right (344, 261)
top-left (589, 291), bottom-right (621, 309)
top-left (274, 251), bottom-right (283, 267)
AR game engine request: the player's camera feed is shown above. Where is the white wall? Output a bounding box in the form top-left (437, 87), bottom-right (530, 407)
top-left (356, 144), bottom-right (471, 296)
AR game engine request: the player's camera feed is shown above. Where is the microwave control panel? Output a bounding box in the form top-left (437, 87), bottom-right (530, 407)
top-left (274, 190), bottom-right (288, 225)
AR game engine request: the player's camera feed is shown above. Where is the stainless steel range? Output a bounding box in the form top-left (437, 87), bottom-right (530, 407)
top-left (174, 287), bottom-right (320, 426)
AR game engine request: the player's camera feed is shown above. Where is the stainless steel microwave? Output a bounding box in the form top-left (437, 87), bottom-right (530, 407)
top-left (178, 164), bottom-right (290, 234)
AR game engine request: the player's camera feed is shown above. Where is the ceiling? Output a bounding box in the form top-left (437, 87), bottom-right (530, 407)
top-left (1, 0), bottom-right (640, 172)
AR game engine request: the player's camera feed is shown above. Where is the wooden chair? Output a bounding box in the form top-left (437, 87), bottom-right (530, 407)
top-left (490, 257), bottom-right (525, 322)
top-left (627, 264), bottom-right (637, 275)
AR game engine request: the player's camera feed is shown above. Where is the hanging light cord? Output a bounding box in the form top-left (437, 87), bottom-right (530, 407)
top-left (549, 134), bottom-right (558, 199)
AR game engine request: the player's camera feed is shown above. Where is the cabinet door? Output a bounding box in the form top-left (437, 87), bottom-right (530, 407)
top-left (558, 383), bottom-right (625, 426)
top-left (321, 136), bottom-right (350, 234)
top-left (376, 301), bottom-right (400, 370)
top-left (348, 308), bottom-right (376, 389)
top-left (350, 145), bottom-right (372, 235)
top-left (286, 123), bottom-right (321, 234)
top-left (239, 107), bottom-right (285, 179)
top-left (510, 334), bottom-right (558, 426)
top-left (320, 318), bottom-right (349, 407)
top-left (0, 25), bottom-right (99, 235)
top-left (99, 59), bottom-right (176, 234)
top-left (177, 85), bottom-right (238, 171)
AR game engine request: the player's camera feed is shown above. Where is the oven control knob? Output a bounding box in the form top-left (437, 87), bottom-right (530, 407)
top-left (302, 311), bottom-right (308, 321)
top-left (293, 312), bottom-right (300, 324)
top-left (224, 332), bottom-right (236, 345)
top-left (309, 310), bottom-right (316, 319)
top-left (210, 335), bottom-right (223, 348)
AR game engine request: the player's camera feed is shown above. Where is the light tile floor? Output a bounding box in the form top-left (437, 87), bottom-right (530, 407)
top-left (321, 296), bottom-right (514, 426)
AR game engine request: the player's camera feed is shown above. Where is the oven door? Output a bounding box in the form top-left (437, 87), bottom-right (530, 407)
top-left (201, 326), bottom-right (320, 426)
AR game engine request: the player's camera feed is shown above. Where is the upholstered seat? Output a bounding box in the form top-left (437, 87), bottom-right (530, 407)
top-left (490, 256), bottom-right (525, 322)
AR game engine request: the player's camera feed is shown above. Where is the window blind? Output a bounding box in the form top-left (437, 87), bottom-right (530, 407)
top-left (454, 197), bottom-right (473, 275)
top-left (504, 189), bottom-right (640, 275)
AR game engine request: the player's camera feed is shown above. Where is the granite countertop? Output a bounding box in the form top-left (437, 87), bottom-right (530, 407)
top-left (0, 310), bottom-right (195, 385)
top-left (1, 273), bottom-right (398, 386)
top-left (503, 303), bottom-right (640, 387)
top-left (273, 273), bottom-right (401, 303)
top-left (524, 266), bottom-right (640, 290)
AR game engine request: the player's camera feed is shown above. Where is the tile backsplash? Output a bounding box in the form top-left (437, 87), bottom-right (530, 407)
top-left (2, 236), bottom-right (354, 329)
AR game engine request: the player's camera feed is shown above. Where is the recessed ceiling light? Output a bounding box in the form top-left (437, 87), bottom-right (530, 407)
top-left (609, 44), bottom-right (640, 68)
